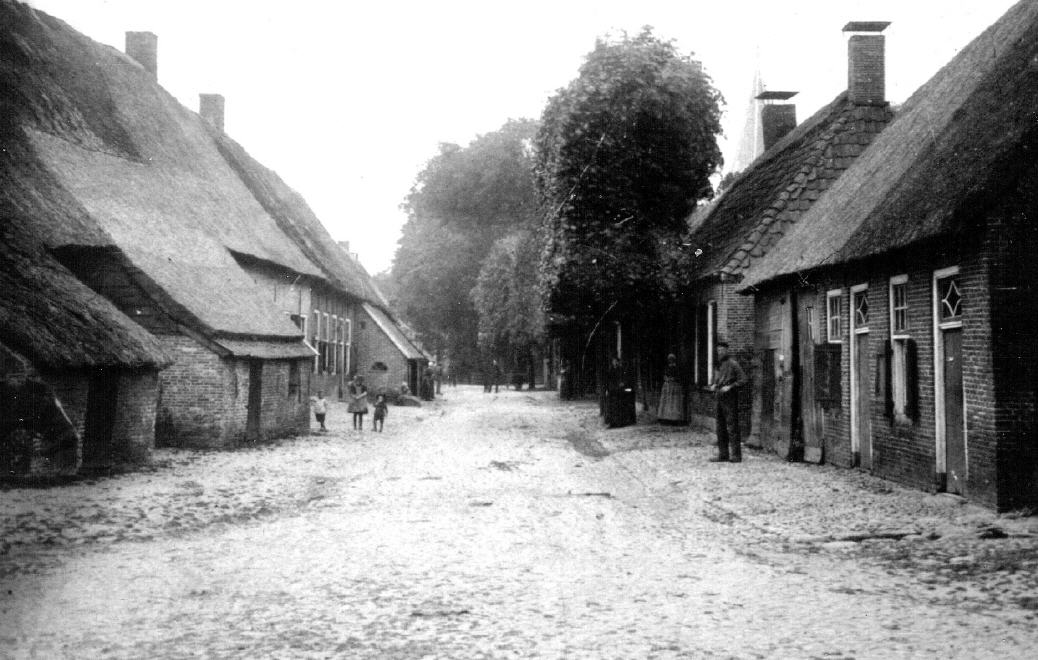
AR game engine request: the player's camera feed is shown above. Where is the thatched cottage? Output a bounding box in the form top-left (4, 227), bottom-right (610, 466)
top-left (354, 303), bottom-right (428, 396)
top-left (0, 221), bottom-right (171, 477)
top-left (678, 22), bottom-right (894, 452)
top-left (740, 0), bottom-right (1038, 511)
top-left (1, 1), bottom-right (330, 447)
top-left (2, 0), bottom-right (424, 446)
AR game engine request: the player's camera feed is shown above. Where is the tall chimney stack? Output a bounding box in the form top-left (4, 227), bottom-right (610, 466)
top-left (757, 91), bottom-right (798, 151)
top-left (843, 22), bottom-right (890, 105)
top-left (199, 94), bottom-right (225, 132)
top-left (125, 31), bottom-right (157, 78)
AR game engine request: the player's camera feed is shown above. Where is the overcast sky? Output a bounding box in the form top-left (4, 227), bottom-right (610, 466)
top-left (26, 0), bottom-right (1018, 274)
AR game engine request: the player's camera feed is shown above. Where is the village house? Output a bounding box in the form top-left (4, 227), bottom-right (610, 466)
top-left (739, 0), bottom-right (1038, 511)
top-left (0, 221), bottom-right (171, 477)
top-left (0, 2), bottom-right (366, 447)
top-left (2, 0), bottom-right (426, 450)
top-left (353, 303), bottom-right (428, 396)
top-left (676, 21), bottom-right (894, 451)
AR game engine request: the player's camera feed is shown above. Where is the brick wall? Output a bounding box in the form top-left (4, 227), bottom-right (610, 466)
top-left (354, 306), bottom-right (411, 396)
top-left (104, 369), bottom-right (160, 465)
top-left (156, 334), bottom-right (246, 448)
top-left (257, 358), bottom-right (311, 440)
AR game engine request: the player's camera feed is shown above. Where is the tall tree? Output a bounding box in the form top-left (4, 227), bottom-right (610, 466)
top-left (392, 119), bottom-right (541, 374)
top-left (535, 28), bottom-right (724, 323)
top-left (471, 229), bottom-right (545, 383)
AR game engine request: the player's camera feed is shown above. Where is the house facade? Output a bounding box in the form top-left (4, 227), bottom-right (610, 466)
top-left (680, 22), bottom-right (894, 446)
top-left (740, 0), bottom-right (1038, 510)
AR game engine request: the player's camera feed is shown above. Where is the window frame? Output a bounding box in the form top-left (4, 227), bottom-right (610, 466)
top-left (851, 284), bottom-right (869, 335)
top-left (826, 289), bottom-right (844, 343)
top-left (889, 275), bottom-right (910, 339)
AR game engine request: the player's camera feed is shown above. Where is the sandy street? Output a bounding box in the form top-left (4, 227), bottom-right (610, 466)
top-left (2, 385), bottom-right (1038, 659)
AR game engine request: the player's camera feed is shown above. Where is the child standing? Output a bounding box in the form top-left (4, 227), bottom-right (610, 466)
top-left (373, 393), bottom-right (388, 432)
top-left (347, 375), bottom-right (369, 431)
top-left (310, 390), bottom-right (328, 432)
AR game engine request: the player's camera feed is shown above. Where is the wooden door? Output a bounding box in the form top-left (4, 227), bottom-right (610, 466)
top-left (83, 371), bottom-right (118, 468)
top-left (246, 360), bottom-right (263, 442)
top-left (854, 333), bottom-right (873, 469)
top-left (943, 328), bottom-right (966, 494)
top-left (797, 293), bottom-right (823, 463)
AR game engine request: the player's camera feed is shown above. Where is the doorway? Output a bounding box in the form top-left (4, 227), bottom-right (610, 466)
top-left (849, 284), bottom-right (873, 469)
top-left (246, 360), bottom-right (263, 442)
top-left (934, 268), bottom-right (966, 494)
top-left (83, 370), bottom-right (119, 468)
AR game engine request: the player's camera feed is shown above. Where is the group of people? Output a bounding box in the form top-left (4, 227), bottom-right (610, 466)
top-left (606, 342), bottom-right (748, 463)
top-left (310, 375), bottom-right (389, 434)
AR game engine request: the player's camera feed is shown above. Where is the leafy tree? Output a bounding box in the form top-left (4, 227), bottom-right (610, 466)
top-left (535, 27), bottom-right (724, 322)
top-left (471, 229), bottom-right (545, 382)
top-left (392, 119), bottom-right (542, 374)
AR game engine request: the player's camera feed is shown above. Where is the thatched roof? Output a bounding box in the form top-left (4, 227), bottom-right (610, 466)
top-left (687, 92), bottom-right (892, 282)
top-left (740, 0), bottom-right (1038, 289)
top-left (209, 128), bottom-right (384, 305)
top-left (0, 1), bottom-right (319, 340)
top-left (0, 220), bottom-right (171, 370)
top-left (361, 304), bottom-right (426, 361)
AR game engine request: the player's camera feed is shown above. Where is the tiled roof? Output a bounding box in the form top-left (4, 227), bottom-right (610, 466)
top-left (740, 0), bottom-right (1038, 289)
top-left (687, 93), bottom-right (892, 281)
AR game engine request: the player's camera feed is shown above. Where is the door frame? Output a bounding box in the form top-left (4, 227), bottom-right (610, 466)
top-left (849, 283), bottom-right (869, 466)
top-left (932, 265), bottom-right (966, 485)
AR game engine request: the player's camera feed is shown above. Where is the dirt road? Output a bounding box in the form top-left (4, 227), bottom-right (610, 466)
top-left (2, 386), bottom-right (1037, 658)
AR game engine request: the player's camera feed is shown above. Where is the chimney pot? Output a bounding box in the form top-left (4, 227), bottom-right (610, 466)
top-left (125, 31), bottom-right (157, 78)
top-left (844, 22), bottom-right (890, 106)
top-left (199, 94), bottom-right (225, 132)
top-left (756, 91), bottom-right (798, 151)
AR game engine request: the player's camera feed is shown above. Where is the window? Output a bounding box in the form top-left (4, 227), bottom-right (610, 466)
top-left (826, 290), bottom-right (843, 343)
top-left (310, 310), bottom-right (320, 373)
top-left (938, 275), bottom-right (963, 323)
top-left (288, 361), bottom-right (300, 400)
top-left (853, 287), bottom-right (869, 330)
top-left (885, 275), bottom-right (917, 423)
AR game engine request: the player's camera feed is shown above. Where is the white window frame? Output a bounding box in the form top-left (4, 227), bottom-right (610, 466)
top-left (851, 284), bottom-right (870, 334)
top-left (343, 317), bottom-right (352, 376)
top-left (826, 289), bottom-right (843, 343)
top-left (322, 312), bottom-right (331, 373)
top-left (311, 309), bottom-right (321, 373)
top-left (888, 275), bottom-right (910, 421)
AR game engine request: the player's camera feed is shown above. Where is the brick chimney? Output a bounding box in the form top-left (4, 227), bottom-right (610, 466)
top-left (843, 21), bottom-right (891, 105)
top-left (757, 91), bottom-right (798, 151)
top-left (125, 31), bottom-right (157, 78)
top-left (199, 94), bottom-right (225, 132)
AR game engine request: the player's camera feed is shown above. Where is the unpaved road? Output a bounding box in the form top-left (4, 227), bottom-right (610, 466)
top-left (2, 386), bottom-right (1037, 658)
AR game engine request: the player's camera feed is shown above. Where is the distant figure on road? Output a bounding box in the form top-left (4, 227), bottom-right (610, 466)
top-left (373, 393), bottom-right (388, 432)
top-left (420, 366), bottom-right (434, 401)
top-left (657, 353), bottom-right (686, 425)
top-left (310, 390), bottom-right (328, 432)
top-left (348, 376), bottom-right (369, 431)
top-left (709, 341), bottom-right (748, 463)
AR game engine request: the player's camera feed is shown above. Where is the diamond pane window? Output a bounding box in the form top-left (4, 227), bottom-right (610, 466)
top-left (940, 277), bottom-right (963, 321)
top-left (892, 282), bottom-right (908, 334)
top-left (854, 290), bottom-right (869, 327)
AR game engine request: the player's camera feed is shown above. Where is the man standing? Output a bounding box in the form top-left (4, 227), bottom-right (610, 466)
top-left (710, 341), bottom-right (748, 462)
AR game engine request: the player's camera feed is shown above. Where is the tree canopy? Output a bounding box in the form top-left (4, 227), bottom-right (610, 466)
top-left (391, 119), bottom-right (542, 373)
top-left (535, 27), bottom-right (724, 322)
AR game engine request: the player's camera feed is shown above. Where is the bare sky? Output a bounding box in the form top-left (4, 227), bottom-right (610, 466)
top-left (26, 0), bottom-right (1018, 274)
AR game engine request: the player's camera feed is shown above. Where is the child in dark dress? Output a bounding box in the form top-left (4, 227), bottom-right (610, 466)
top-left (373, 393), bottom-right (388, 432)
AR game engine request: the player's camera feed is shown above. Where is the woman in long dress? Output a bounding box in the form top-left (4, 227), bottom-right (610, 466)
top-left (657, 353), bottom-right (686, 424)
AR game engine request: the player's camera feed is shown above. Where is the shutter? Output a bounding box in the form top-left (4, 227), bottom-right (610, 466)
top-left (879, 340), bottom-right (893, 418)
top-left (905, 338), bottom-right (920, 421)
top-left (814, 343), bottom-right (843, 409)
